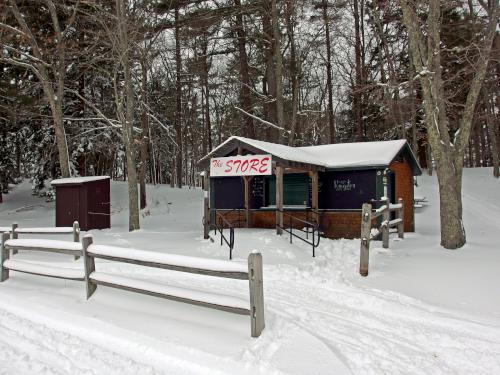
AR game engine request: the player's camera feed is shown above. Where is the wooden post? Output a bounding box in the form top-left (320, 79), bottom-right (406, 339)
top-left (82, 235), bottom-right (97, 299)
top-left (73, 221), bottom-right (80, 261)
top-left (11, 223), bottom-right (18, 255)
top-left (397, 198), bottom-right (404, 239)
top-left (1, 232), bottom-right (10, 281)
top-left (244, 176), bottom-right (252, 228)
top-left (359, 203), bottom-right (371, 277)
top-left (382, 197), bottom-right (390, 249)
top-left (276, 165), bottom-right (284, 235)
top-left (248, 252), bottom-right (265, 337)
top-left (310, 170), bottom-right (319, 224)
top-left (203, 171), bottom-right (210, 239)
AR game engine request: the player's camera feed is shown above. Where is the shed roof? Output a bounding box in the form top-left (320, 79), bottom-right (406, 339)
top-left (51, 176), bottom-right (110, 186)
top-left (198, 136), bottom-right (421, 175)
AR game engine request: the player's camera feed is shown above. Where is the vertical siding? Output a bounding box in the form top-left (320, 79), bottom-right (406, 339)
top-left (389, 158), bottom-right (415, 232)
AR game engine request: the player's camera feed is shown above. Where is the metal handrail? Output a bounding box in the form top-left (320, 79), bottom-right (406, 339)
top-left (277, 210), bottom-right (321, 257)
top-left (214, 210), bottom-right (235, 260)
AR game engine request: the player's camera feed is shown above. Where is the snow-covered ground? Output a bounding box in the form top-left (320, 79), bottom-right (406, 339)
top-left (0, 168), bottom-right (499, 374)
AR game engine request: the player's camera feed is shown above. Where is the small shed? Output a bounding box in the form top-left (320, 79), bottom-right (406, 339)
top-left (198, 137), bottom-right (422, 239)
top-left (51, 176), bottom-right (111, 231)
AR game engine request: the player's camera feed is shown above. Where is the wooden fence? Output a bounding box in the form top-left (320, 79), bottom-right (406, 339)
top-left (0, 221), bottom-right (80, 259)
top-left (82, 235), bottom-right (265, 337)
top-left (0, 232), bottom-right (266, 338)
top-left (359, 197), bottom-right (404, 277)
top-left (0, 232), bottom-right (84, 281)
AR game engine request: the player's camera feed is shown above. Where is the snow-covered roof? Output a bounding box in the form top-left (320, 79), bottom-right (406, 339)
top-left (198, 136), bottom-right (421, 174)
top-left (51, 176), bottom-right (110, 186)
top-left (297, 140), bottom-right (410, 169)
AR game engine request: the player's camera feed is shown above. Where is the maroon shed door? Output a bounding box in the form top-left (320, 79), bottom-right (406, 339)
top-left (56, 186), bottom-right (80, 227)
top-left (86, 179), bottom-right (110, 230)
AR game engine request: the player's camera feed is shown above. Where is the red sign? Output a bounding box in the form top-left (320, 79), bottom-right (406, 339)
top-left (210, 155), bottom-right (272, 177)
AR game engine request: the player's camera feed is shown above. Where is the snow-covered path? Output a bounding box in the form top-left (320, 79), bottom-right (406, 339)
top-left (262, 272), bottom-right (500, 374)
top-left (0, 306), bottom-right (159, 375)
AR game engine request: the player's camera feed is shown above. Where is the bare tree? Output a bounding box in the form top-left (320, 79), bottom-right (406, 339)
top-left (400, 0), bottom-right (499, 248)
top-left (115, 0), bottom-right (140, 230)
top-left (1, 0), bottom-right (79, 177)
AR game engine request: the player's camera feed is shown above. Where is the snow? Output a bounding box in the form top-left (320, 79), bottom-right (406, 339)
top-left (90, 272), bottom-right (249, 311)
top-left (15, 227), bottom-right (74, 234)
top-left (88, 244), bottom-right (248, 274)
top-left (200, 136), bottom-right (419, 171)
top-left (0, 169), bottom-right (499, 374)
top-left (3, 259), bottom-right (84, 280)
top-left (51, 176), bottom-right (109, 185)
top-left (1, 227), bottom-right (74, 234)
top-left (298, 139), bottom-right (411, 169)
top-left (4, 239), bottom-right (82, 252)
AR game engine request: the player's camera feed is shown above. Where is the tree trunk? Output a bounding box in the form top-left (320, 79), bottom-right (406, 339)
top-left (436, 157), bottom-right (465, 248)
top-left (285, 0), bottom-right (299, 146)
top-left (117, 0), bottom-right (139, 231)
top-left (139, 58), bottom-right (149, 210)
top-left (200, 36), bottom-right (212, 152)
top-left (234, 0), bottom-right (255, 138)
top-left (353, 0), bottom-right (364, 141)
top-left (485, 96), bottom-right (499, 177)
top-left (271, 0), bottom-right (286, 144)
top-left (262, 9), bottom-right (278, 142)
top-left (322, 0), bottom-right (335, 144)
top-left (174, 7), bottom-right (183, 188)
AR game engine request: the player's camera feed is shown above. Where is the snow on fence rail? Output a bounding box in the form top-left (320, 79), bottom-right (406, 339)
top-left (0, 232), bottom-right (266, 337)
top-left (359, 197), bottom-right (404, 277)
top-left (81, 235), bottom-right (265, 337)
top-left (0, 233), bottom-right (84, 281)
top-left (0, 221), bottom-right (80, 260)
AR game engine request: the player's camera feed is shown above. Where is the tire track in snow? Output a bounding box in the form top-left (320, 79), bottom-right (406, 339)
top-left (0, 307), bottom-right (160, 375)
top-left (261, 277), bottom-right (500, 375)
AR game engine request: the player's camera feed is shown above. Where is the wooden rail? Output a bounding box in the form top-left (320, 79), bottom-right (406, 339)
top-left (82, 235), bottom-right (265, 337)
top-left (359, 197), bottom-right (404, 277)
top-left (0, 221), bottom-right (80, 260)
top-left (0, 232), bottom-right (84, 282)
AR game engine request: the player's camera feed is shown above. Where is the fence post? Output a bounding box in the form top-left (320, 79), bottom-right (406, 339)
top-left (360, 203), bottom-right (372, 277)
top-left (1, 232), bottom-right (10, 281)
top-left (73, 221), bottom-right (80, 261)
top-left (397, 198), bottom-right (404, 239)
top-left (248, 252), bottom-right (265, 337)
top-left (11, 223), bottom-right (18, 255)
top-left (82, 235), bottom-right (97, 299)
top-left (382, 197), bottom-right (390, 249)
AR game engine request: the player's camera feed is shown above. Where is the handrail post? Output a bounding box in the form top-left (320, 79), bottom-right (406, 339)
top-left (312, 228), bottom-right (315, 257)
top-left (248, 252), bottom-right (265, 337)
top-left (1, 232), bottom-right (10, 281)
top-left (73, 221), bottom-right (80, 261)
top-left (382, 197), bottom-right (390, 249)
top-left (82, 235), bottom-right (97, 299)
top-left (360, 203), bottom-right (372, 277)
top-left (397, 198), bottom-right (404, 239)
top-left (11, 223), bottom-right (18, 255)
